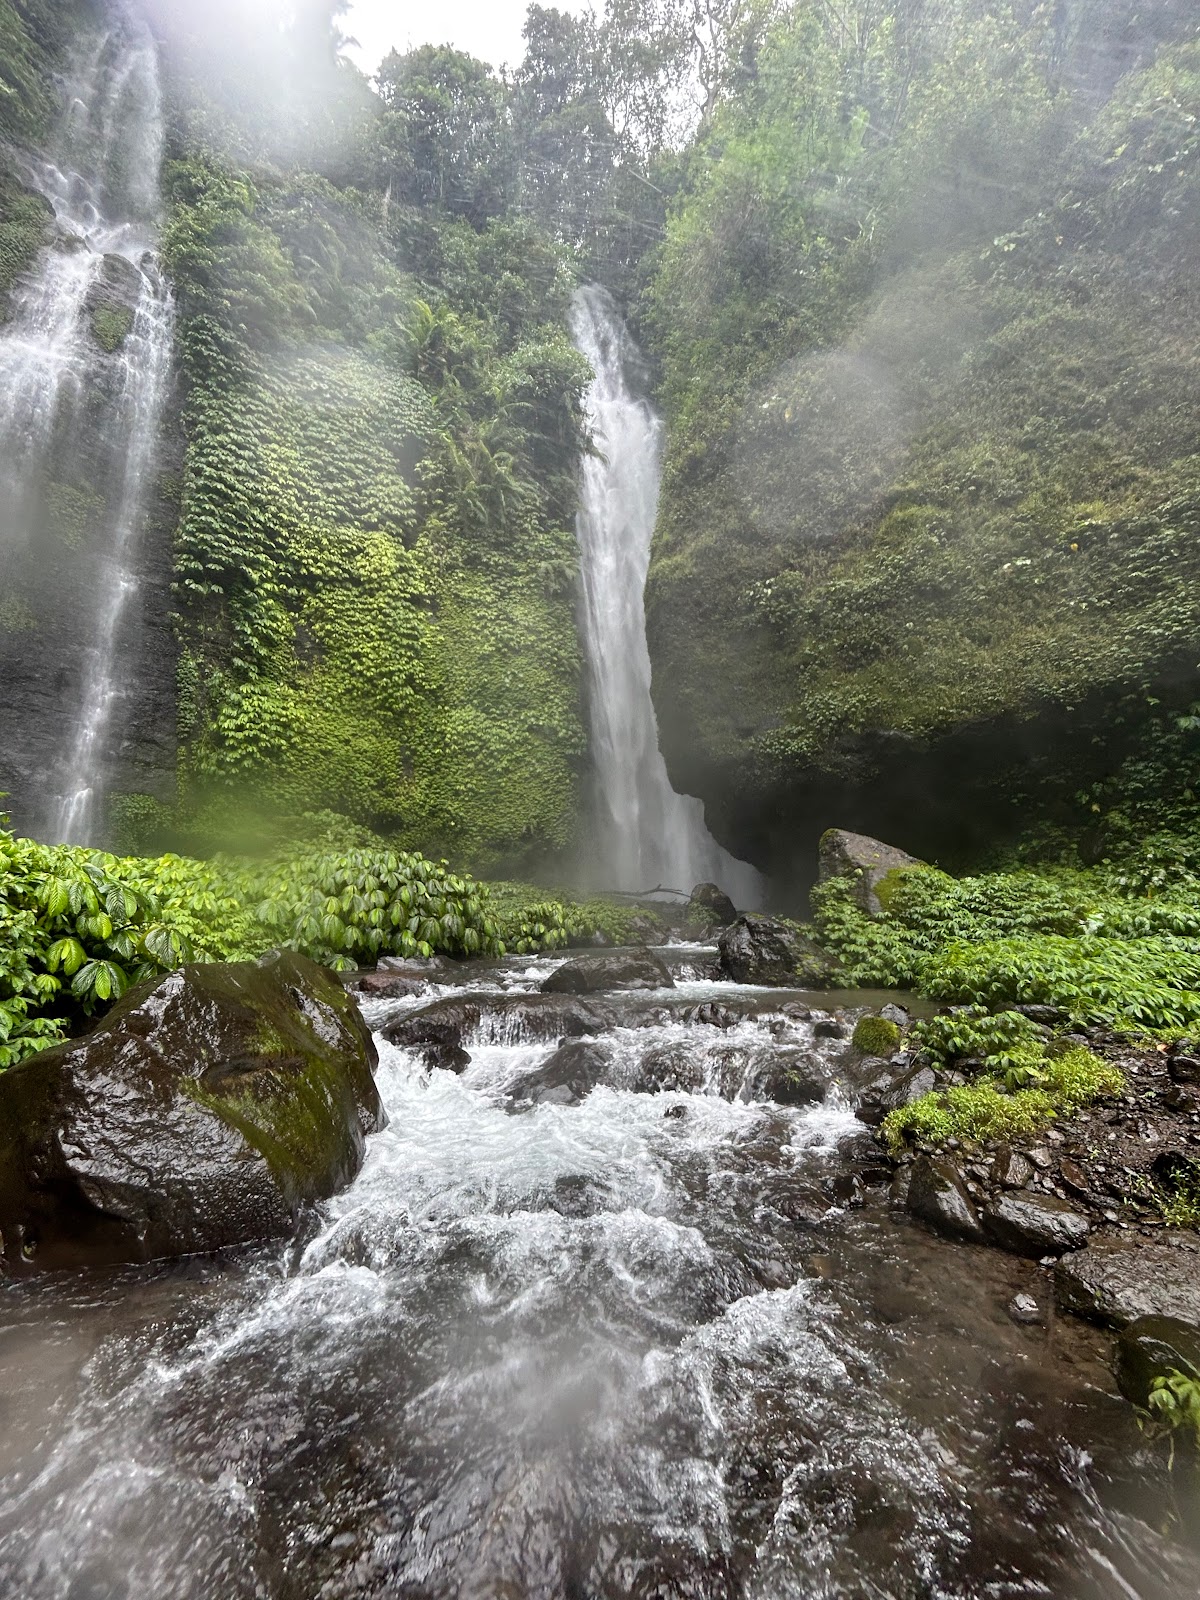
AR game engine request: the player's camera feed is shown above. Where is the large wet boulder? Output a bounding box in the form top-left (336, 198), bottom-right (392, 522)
top-left (981, 1192), bottom-right (1090, 1258)
top-left (1055, 1242), bottom-right (1200, 1328)
top-left (687, 882), bottom-right (738, 929)
top-left (817, 830), bottom-right (924, 915)
top-left (718, 917), bottom-right (837, 987)
top-left (383, 992), bottom-right (606, 1052)
top-left (508, 1040), bottom-right (610, 1110)
top-left (1116, 1317), bottom-right (1200, 1410)
top-left (0, 952), bottom-right (384, 1276)
top-left (906, 1154), bottom-right (985, 1242)
top-left (542, 948), bottom-right (672, 994)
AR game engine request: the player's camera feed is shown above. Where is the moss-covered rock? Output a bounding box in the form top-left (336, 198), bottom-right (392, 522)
top-left (0, 949), bottom-right (384, 1275)
top-left (851, 1015), bottom-right (902, 1056)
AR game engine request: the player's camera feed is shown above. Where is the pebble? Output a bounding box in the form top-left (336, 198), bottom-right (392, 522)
top-left (1008, 1292), bottom-right (1042, 1325)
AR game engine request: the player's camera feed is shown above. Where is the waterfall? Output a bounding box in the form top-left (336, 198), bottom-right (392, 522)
top-left (0, 13), bottom-right (172, 846)
top-left (569, 285), bottom-right (762, 906)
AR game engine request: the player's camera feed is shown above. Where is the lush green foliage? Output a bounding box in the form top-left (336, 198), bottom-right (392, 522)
top-left (911, 1006), bottom-right (1049, 1089)
top-left (160, 108), bottom-right (590, 868)
top-left (814, 857), bottom-right (1200, 1031)
top-left (0, 822), bottom-right (647, 1065)
top-left (0, 826), bottom-right (245, 1067)
top-left (1147, 1372), bottom-right (1200, 1459)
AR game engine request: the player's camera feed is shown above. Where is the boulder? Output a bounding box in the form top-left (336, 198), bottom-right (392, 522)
top-left (855, 1062), bottom-right (936, 1127)
top-left (1055, 1243), bottom-right (1200, 1328)
top-left (817, 829), bottom-right (924, 916)
top-left (687, 882), bottom-right (738, 928)
top-left (383, 993), bottom-right (605, 1051)
top-left (982, 1192), bottom-right (1090, 1258)
top-left (718, 917), bottom-right (837, 987)
top-left (350, 971), bottom-right (429, 1000)
top-left (0, 952), bottom-right (384, 1276)
top-left (508, 1040), bottom-right (609, 1110)
top-left (1116, 1317), bottom-right (1200, 1410)
top-left (542, 948), bottom-right (672, 995)
top-left (906, 1155), bottom-right (985, 1243)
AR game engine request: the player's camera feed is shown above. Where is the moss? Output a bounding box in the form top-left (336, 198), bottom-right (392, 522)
top-left (883, 1082), bottom-right (1060, 1152)
top-left (851, 1014), bottom-right (902, 1056)
top-left (0, 593), bottom-right (37, 634)
top-left (44, 481), bottom-right (104, 550)
top-left (882, 1045), bottom-right (1123, 1153)
top-left (0, 175), bottom-right (52, 309)
top-left (873, 867), bottom-right (918, 915)
top-left (90, 304), bottom-right (133, 352)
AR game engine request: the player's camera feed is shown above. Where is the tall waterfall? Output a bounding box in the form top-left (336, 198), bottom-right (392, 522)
top-left (0, 14), bottom-right (172, 846)
top-left (570, 286), bottom-right (761, 906)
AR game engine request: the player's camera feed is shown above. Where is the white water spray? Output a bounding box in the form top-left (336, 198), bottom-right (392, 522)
top-left (0, 16), bottom-right (172, 845)
top-left (570, 286), bottom-right (761, 905)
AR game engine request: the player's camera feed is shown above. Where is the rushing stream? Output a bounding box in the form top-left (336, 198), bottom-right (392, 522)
top-left (0, 13), bottom-right (171, 845)
top-left (569, 288), bottom-right (760, 905)
top-left (1, 954), bottom-right (1197, 1598)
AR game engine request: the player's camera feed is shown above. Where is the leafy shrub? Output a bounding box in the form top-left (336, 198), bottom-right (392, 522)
top-left (851, 1015), bottom-right (902, 1057)
top-left (0, 830), bottom-right (233, 1067)
top-left (235, 847), bottom-right (506, 969)
top-left (1148, 1372), bottom-right (1200, 1461)
top-left (912, 1006), bottom-right (1046, 1074)
top-left (813, 852), bottom-right (1200, 1034)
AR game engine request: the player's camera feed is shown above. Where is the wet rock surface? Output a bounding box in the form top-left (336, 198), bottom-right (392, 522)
top-left (686, 881), bottom-right (738, 928)
top-left (0, 952), bottom-right (383, 1275)
top-left (982, 1192), bottom-right (1090, 1257)
top-left (718, 916), bottom-right (837, 986)
top-left (906, 1154), bottom-right (985, 1242)
top-left (1055, 1241), bottom-right (1200, 1327)
top-left (542, 947), bottom-right (673, 994)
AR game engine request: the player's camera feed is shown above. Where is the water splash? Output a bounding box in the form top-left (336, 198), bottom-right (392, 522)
top-left (570, 285), bottom-right (762, 906)
top-left (0, 15), bottom-right (172, 845)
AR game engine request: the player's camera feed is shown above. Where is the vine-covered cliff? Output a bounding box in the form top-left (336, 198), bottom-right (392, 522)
top-left (644, 1), bottom-right (1200, 873)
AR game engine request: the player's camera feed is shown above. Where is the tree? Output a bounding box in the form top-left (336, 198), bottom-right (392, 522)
top-left (376, 45), bottom-right (517, 226)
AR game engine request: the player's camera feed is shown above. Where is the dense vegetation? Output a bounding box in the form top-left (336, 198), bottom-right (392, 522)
top-left (643, 0), bottom-right (1200, 867)
top-left (814, 849), bottom-right (1200, 1031)
top-left (0, 815), bottom-right (654, 1068)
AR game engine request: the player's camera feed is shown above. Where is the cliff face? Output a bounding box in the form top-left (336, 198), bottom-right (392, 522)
top-left (0, 1), bottom-right (179, 841)
top-left (1, 1), bottom-right (591, 869)
top-left (644, 10), bottom-right (1200, 876)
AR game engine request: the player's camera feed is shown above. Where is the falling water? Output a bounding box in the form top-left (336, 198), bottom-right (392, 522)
top-left (570, 286), bottom-right (761, 905)
top-left (0, 13), bottom-right (172, 845)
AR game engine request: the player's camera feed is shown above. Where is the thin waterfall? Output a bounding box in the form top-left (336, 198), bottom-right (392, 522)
top-left (569, 285), bottom-right (762, 906)
top-left (0, 13), bottom-right (172, 846)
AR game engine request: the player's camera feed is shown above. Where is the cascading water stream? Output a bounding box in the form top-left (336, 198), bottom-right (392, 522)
top-left (0, 13), bottom-right (172, 845)
top-left (570, 286), bottom-right (761, 905)
top-left (0, 957), bottom-right (1194, 1598)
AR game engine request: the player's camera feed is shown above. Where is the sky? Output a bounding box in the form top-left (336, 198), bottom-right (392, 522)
top-left (341, 0), bottom-right (588, 76)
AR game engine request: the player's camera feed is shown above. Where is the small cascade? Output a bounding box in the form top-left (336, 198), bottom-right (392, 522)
top-left (0, 14), bottom-right (172, 845)
top-left (569, 285), bottom-right (762, 905)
